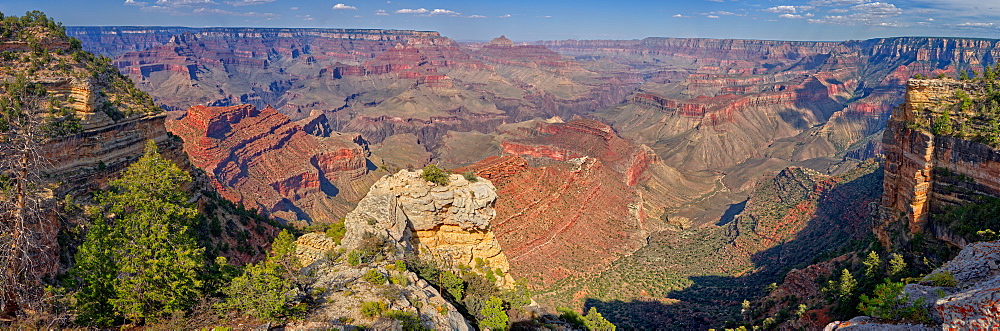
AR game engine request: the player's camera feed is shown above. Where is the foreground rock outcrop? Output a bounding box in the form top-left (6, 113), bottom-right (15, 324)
top-left (294, 233), bottom-right (473, 330)
top-left (287, 170), bottom-right (519, 329)
top-left (825, 240), bottom-right (1000, 330)
top-left (340, 170), bottom-right (514, 285)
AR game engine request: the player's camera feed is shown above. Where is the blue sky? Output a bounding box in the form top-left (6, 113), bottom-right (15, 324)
top-left (3, 0), bottom-right (999, 41)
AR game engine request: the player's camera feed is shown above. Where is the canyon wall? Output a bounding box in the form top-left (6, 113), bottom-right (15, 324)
top-left (879, 79), bottom-right (1000, 247)
top-left (167, 104), bottom-right (382, 225)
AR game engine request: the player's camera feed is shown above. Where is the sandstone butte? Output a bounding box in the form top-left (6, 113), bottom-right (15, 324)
top-left (167, 103), bottom-right (379, 225)
top-left (339, 170), bottom-right (514, 286)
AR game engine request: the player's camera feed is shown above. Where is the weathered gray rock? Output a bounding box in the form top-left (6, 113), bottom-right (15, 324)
top-left (933, 241), bottom-right (1000, 288)
top-left (823, 316), bottom-right (936, 330)
top-left (291, 243), bottom-right (473, 330)
top-left (900, 283), bottom-right (958, 323)
top-left (826, 240), bottom-right (1000, 330)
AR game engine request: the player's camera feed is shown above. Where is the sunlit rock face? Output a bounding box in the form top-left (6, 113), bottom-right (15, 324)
top-left (340, 170), bottom-right (514, 286)
top-left (167, 103), bottom-right (378, 224)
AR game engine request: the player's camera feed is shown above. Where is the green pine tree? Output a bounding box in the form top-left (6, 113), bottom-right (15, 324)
top-left (583, 307), bottom-right (617, 331)
top-left (863, 251), bottom-right (882, 278)
top-left (71, 140), bottom-right (204, 325)
top-left (478, 296), bottom-right (508, 331)
top-left (218, 229), bottom-right (300, 321)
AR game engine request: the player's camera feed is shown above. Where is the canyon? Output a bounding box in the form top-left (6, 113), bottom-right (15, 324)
top-left (53, 25), bottom-right (1000, 327)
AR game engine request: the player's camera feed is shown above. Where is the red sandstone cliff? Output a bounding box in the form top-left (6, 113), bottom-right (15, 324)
top-left (167, 104), bottom-right (381, 225)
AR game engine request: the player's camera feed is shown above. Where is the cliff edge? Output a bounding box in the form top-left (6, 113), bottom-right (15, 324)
top-left (880, 78), bottom-right (1000, 248)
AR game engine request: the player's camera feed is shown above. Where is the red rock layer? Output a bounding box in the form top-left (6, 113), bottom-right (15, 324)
top-left (500, 119), bottom-right (655, 185)
top-left (167, 104), bottom-right (372, 224)
top-left (459, 155), bottom-right (647, 285)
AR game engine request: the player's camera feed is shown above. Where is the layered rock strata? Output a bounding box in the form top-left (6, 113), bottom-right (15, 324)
top-left (879, 79), bottom-right (1000, 246)
top-left (340, 170), bottom-right (513, 285)
top-left (167, 104), bottom-right (378, 224)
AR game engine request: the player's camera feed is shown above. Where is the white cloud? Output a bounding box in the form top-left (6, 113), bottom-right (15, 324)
top-left (705, 11), bottom-right (743, 16)
top-left (707, 15), bottom-right (720, 18)
top-left (957, 22), bottom-right (996, 27)
top-left (192, 7), bottom-right (279, 17)
top-left (828, 8), bottom-right (849, 13)
top-left (672, 14), bottom-right (687, 17)
top-left (779, 13), bottom-right (815, 19)
top-left (395, 8), bottom-right (428, 14)
top-left (333, 3), bottom-right (357, 10)
top-left (374, 9), bottom-right (389, 15)
top-left (226, 0), bottom-right (274, 6)
top-left (766, 6), bottom-right (799, 14)
top-left (394, 7), bottom-right (460, 16)
top-left (429, 8), bottom-right (460, 15)
top-left (498, 14), bottom-right (511, 18)
top-left (468, 14), bottom-right (486, 18)
top-left (290, 6), bottom-right (298, 10)
top-left (853, 2), bottom-right (902, 17)
top-left (155, 0), bottom-right (215, 6)
top-left (124, 0), bottom-right (147, 6)
top-left (807, 1), bottom-right (903, 25)
top-left (809, 0), bottom-right (867, 5)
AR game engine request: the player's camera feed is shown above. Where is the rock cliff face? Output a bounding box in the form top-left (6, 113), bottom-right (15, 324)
top-left (67, 26), bottom-right (199, 58)
top-left (167, 103), bottom-right (381, 224)
top-left (879, 79), bottom-right (1000, 247)
top-left (1, 18), bottom-right (279, 286)
top-left (340, 170), bottom-right (513, 285)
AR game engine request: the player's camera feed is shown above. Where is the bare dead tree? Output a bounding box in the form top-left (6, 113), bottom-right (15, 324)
top-left (0, 75), bottom-right (58, 323)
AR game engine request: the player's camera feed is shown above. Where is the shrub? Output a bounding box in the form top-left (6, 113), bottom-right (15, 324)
top-left (360, 301), bottom-right (387, 318)
top-left (558, 307), bottom-right (586, 328)
top-left (347, 251), bottom-right (362, 266)
top-left (441, 270), bottom-right (465, 300)
top-left (385, 310), bottom-right (430, 331)
top-left (390, 273), bottom-right (410, 286)
top-left (364, 269), bottom-right (387, 285)
top-left (583, 307), bottom-right (616, 331)
top-left (463, 171), bottom-right (478, 182)
top-left (421, 165), bottom-right (450, 186)
top-left (325, 220), bottom-right (346, 245)
top-left (858, 280), bottom-right (930, 323)
top-left (888, 253), bottom-right (907, 277)
top-left (218, 258), bottom-right (294, 321)
top-left (923, 271), bottom-right (957, 287)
